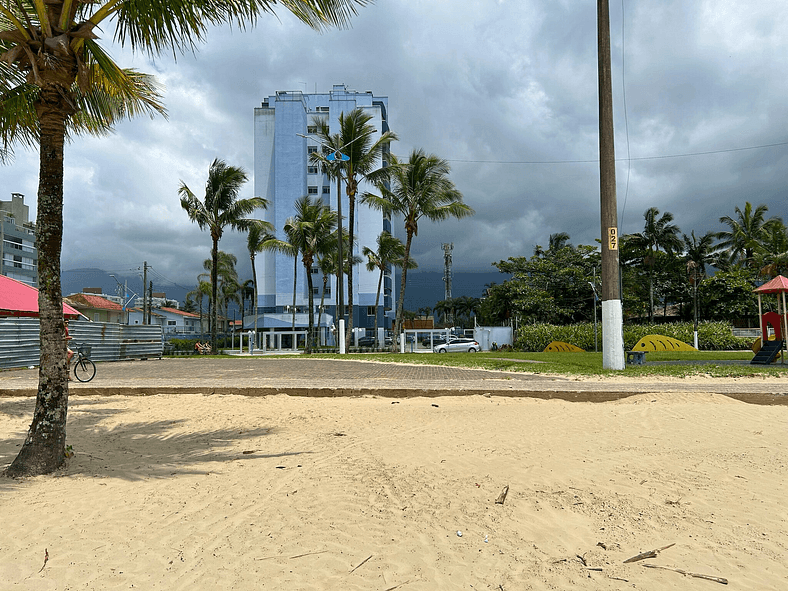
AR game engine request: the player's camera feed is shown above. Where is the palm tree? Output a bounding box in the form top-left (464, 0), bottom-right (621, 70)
top-left (363, 231), bottom-right (415, 347)
top-left (1, 0), bottom-right (371, 477)
top-left (282, 195), bottom-right (337, 353)
top-left (682, 231), bottom-right (716, 278)
top-left (311, 108), bottom-right (397, 350)
top-left (363, 149), bottom-right (474, 346)
top-left (187, 280), bottom-right (212, 335)
top-left (246, 225), bottom-right (278, 346)
top-left (241, 279), bottom-right (256, 320)
top-left (180, 159), bottom-right (268, 352)
top-left (629, 207), bottom-right (682, 322)
top-left (717, 202), bottom-right (782, 268)
top-left (758, 220), bottom-right (788, 278)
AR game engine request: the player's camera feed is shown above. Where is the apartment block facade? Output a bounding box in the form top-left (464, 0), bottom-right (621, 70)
top-left (0, 193), bottom-right (37, 287)
top-left (252, 84), bottom-right (395, 340)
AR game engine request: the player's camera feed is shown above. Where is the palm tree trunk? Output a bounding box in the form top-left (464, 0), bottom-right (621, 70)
top-left (374, 267), bottom-right (383, 347)
top-left (346, 191), bottom-right (355, 351)
top-left (304, 255), bottom-right (315, 354)
top-left (393, 232), bottom-right (414, 351)
top-left (317, 275), bottom-right (328, 347)
top-left (251, 254), bottom-right (258, 350)
top-left (291, 253), bottom-right (298, 333)
top-left (211, 236), bottom-right (219, 352)
top-left (5, 94), bottom-right (70, 477)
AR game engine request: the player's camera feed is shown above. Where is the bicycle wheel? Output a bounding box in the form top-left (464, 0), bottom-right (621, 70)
top-left (74, 357), bottom-right (96, 382)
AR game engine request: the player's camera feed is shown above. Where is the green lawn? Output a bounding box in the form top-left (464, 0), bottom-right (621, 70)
top-left (307, 350), bottom-right (788, 378)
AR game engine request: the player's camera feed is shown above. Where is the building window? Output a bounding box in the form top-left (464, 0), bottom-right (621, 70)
top-left (318, 106), bottom-right (329, 112)
top-left (308, 186), bottom-right (318, 195)
top-left (168, 321), bottom-right (177, 326)
top-left (367, 306), bottom-right (376, 316)
top-left (311, 267), bottom-right (319, 274)
top-left (322, 186), bottom-right (331, 195)
top-left (307, 146), bottom-right (318, 154)
top-left (307, 125), bottom-right (318, 134)
top-left (308, 165), bottom-right (318, 174)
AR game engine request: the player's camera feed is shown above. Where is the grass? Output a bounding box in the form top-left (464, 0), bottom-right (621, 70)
top-left (305, 350), bottom-right (788, 378)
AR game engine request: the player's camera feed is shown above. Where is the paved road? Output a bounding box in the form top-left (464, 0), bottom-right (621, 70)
top-left (1, 357), bottom-right (787, 404)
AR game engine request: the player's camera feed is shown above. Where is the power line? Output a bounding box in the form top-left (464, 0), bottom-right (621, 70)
top-left (446, 140), bottom-right (788, 165)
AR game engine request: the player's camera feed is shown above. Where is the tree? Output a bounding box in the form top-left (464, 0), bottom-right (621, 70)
top-left (1, 0), bottom-right (371, 477)
top-left (717, 202), bottom-right (782, 268)
top-left (363, 149), bottom-right (474, 348)
top-left (363, 231), bottom-right (414, 347)
top-left (756, 219), bottom-right (788, 278)
top-left (187, 280), bottom-right (212, 334)
top-left (452, 295), bottom-right (481, 328)
top-left (627, 208), bottom-right (682, 322)
top-left (247, 225), bottom-right (278, 344)
top-left (180, 159), bottom-right (268, 352)
top-left (282, 195), bottom-right (337, 353)
top-left (311, 108), bottom-right (397, 350)
top-left (241, 279), bottom-right (256, 320)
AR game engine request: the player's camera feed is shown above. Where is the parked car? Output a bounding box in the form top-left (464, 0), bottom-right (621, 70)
top-left (421, 335), bottom-right (449, 347)
top-left (357, 336), bottom-right (392, 347)
top-left (433, 337), bottom-right (481, 353)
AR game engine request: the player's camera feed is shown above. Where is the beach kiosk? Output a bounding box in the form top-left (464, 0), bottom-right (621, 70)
top-left (751, 275), bottom-right (788, 365)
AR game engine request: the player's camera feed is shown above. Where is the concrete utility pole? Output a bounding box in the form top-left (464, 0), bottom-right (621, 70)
top-left (142, 261), bottom-right (148, 325)
top-left (597, 0), bottom-right (625, 369)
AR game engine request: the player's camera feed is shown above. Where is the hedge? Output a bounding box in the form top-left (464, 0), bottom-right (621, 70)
top-left (515, 321), bottom-right (751, 352)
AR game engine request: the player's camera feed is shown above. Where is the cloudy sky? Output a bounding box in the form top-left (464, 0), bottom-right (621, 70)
top-left (4, 0), bottom-right (788, 292)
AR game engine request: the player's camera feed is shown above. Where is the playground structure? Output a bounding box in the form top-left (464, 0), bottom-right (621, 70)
top-left (751, 275), bottom-right (788, 365)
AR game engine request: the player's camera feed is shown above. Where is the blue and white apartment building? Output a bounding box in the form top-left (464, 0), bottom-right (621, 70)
top-left (252, 84), bottom-right (395, 345)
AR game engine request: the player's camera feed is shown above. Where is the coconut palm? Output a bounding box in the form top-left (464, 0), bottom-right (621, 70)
top-left (628, 208), bottom-right (682, 322)
top-left (311, 108), bottom-right (397, 350)
top-left (187, 279), bottom-right (212, 335)
top-left (180, 159), bottom-right (268, 352)
top-left (282, 195), bottom-right (337, 353)
top-left (2, 0), bottom-right (370, 478)
top-left (246, 225), bottom-right (278, 344)
top-left (363, 231), bottom-right (415, 347)
top-left (717, 202), bottom-right (782, 268)
top-left (362, 149), bottom-right (474, 346)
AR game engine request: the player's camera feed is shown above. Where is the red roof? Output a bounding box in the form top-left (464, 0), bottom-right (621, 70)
top-left (64, 293), bottom-right (123, 310)
top-left (160, 306), bottom-right (199, 318)
top-left (753, 275), bottom-right (788, 294)
top-left (0, 275), bottom-right (81, 319)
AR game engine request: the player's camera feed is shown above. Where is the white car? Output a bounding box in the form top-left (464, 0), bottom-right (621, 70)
top-left (433, 337), bottom-right (481, 353)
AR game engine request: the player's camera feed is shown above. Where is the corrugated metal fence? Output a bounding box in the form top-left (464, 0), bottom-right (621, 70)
top-left (0, 318), bottom-right (162, 369)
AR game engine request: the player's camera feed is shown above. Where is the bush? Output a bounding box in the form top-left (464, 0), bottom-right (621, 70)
top-left (515, 321), bottom-right (750, 352)
top-left (168, 338), bottom-right (200, 352)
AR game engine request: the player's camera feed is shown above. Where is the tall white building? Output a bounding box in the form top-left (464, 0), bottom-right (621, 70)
top-left (252, 84), bottom-right (394, 342)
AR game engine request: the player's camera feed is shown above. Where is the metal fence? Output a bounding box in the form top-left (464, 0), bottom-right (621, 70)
top-left (0, 318), bottom-right (162, 369)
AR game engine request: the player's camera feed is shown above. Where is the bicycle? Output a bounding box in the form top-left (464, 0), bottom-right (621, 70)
top-left (72, 343), bottom-right (96, 382)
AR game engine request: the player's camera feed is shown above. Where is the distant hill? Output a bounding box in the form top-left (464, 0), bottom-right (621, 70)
top-left (402, 271), bottom-right (509, 311)
top-left (62, 268), bottom-right (508, 313)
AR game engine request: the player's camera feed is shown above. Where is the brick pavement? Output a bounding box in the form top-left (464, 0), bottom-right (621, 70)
top-left (1, 356), bottom-right (787, 404)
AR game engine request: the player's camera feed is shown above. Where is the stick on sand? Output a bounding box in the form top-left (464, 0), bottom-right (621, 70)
top-left (642, 563), bottom-right (728, 584)
top-left (623, 543), bottom-right (675, 563)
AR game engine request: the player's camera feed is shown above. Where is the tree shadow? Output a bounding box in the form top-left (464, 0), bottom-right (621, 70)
top-left (0, 397), bottom-right (309, 485)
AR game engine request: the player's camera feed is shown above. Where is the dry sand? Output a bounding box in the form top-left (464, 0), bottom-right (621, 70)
top-left (1, 391), bottom-right (786, 590)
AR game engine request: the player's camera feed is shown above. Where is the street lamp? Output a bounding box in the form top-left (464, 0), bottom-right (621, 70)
top-left (109, 274), bottom-right (137, 324)
top-left (296, 130), bottom-right (376, 353)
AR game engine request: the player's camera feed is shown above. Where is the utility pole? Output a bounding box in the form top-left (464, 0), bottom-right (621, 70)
top-left (597, 0), bottom-right (625, 369)
top-left (142, 261), bottom-right (148, 325)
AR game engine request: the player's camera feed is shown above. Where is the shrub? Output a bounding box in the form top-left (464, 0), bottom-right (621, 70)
top-left (515, 321), bottom-right (750, 352)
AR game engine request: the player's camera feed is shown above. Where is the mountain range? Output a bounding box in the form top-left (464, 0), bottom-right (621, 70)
top-left (61, 268), bottom-right (510, 313)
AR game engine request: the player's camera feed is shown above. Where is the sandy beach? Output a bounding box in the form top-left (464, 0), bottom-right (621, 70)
top-left (1, 386), bottom-right (786, 590)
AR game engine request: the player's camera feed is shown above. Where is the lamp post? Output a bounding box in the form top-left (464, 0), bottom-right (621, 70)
top-left (109, 274), bottom-right (137, 325)
top-left (296, 131), bottom-right (375, 353)
top-left (588, 279), bottom-right (599, 353)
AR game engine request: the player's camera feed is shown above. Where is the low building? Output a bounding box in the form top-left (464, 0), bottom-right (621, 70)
top-left (63, 292), bottom-right (124, 323)
top-left (128, 306), bottom-right (201, 335)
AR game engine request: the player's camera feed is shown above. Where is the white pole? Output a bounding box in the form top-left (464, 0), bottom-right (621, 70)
top-left (602, 300), bottom-right (625, 369)
top-left (339, 319), bottom-right (346, 354)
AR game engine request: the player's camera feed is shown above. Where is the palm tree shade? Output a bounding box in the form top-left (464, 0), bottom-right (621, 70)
top-left (1, 0), bottom-right (370, 477)
top-left (362, 149), bottom-right (474, 347)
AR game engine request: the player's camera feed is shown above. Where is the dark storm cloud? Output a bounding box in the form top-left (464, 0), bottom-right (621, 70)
top-left (3, 0), bottom-right (786, 287)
